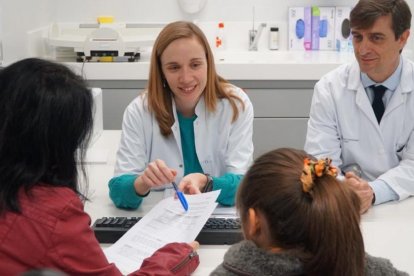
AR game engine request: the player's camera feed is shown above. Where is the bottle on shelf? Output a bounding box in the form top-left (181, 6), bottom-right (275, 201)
top-left (269, 27), bottom-right (279, 50)
top-left (215, 22), bottom-right (225, 50)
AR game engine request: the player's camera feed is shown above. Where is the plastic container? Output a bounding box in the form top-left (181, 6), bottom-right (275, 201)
top-left (269, 27), bottom-right (279, 50)
top-left (215, 22), bottom-right (225, 50)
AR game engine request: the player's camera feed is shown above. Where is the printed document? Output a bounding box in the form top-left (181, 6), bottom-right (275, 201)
top-left (104, 190), bottom-right (220, 274)
top-left (164, 187), bottom-right (236, 216)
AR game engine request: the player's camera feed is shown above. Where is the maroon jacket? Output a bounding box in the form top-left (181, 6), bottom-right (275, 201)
top-left (0, 185), bottom-right (199, 275)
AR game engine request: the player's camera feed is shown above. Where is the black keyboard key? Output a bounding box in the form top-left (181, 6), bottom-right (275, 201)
top-left (94, 217), bottom-right (107, 227)
top-left (102, 217), bottom-right (114, 227)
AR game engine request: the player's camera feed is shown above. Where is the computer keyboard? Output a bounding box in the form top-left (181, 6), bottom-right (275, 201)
top-left (92, 217), bottom-right (243, 245)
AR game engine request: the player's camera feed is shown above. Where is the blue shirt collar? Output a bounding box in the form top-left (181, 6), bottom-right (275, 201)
top-left (361, 57), bottom-right (402, 91)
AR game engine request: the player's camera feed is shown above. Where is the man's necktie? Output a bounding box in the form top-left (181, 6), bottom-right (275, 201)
top-left (370, 85), bottom-right (387, 123)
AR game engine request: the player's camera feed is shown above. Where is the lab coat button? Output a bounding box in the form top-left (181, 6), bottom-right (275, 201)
top-left (179, 164), bottom-right (183, 168)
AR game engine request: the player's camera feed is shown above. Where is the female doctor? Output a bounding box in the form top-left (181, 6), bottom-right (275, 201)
top-left (109, 21), bottom-right (254, 209)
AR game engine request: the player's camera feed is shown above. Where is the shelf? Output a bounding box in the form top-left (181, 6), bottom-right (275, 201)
top-left (64, 51), bottom-right (356, 81)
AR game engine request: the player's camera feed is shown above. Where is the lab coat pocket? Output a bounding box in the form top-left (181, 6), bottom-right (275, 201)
top-left (395, 134), bottom-right (410, 159)
top-left (396, 142), bottom-right (405, 160)
top-left (340, 124), bottom-right (359, 143)
top-left (394, 120), bottom-right (412, 156)
top-left (201, 158), bottom-right (213, 174)
top-left (342, 137), bottom-right (359, 143)
top-left (339, 120), bottom-right (360, 163)
top-left (396, 143), bottom-right (406, 153)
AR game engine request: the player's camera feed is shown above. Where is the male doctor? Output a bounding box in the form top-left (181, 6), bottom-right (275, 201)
top-left (305, 0), bottom-right (414, 213)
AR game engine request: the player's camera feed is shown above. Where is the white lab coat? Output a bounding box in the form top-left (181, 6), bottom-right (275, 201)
top-left (114, 85), bottom-right (254, 187)
top-left (305, 57), bottom-right (414, 200)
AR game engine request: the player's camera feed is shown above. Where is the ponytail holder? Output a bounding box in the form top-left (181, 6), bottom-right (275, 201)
top-left (300, 157), bottom-right (338, 193)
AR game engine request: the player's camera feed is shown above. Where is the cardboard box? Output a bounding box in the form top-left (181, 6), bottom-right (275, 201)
top-left (288, 7), bottom-right (312, 51)
top-left (335, 6), bottom-right (353, 52)
top-left (311, 6), bottom-right (335, 50)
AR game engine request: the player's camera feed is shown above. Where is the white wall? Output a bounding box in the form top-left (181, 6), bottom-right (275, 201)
top-left (53, 0), bottom-right (359, 22)
top-left (2, 0), bottom-right (414, 63)
top-left (0, 0), bottom-right (57, 63)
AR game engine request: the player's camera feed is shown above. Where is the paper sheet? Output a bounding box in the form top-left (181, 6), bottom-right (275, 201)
top-left (104, 190), bottom-right (220, 274)
top-left (163, 188), bottom-right (237, 217)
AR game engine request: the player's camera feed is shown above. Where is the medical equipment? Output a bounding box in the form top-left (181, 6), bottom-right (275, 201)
top-left (48, 23), bottom-right (164, 62)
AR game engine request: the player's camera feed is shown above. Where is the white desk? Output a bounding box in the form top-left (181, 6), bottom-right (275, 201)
top-left (84, 130), bottom-right (414, 275)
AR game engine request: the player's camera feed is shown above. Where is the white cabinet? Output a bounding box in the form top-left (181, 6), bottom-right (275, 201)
top-left (253, 118), bottom-right (309, 158)
top-left (88, 80), bottom-right (147, 130)
top-left (234, 80), bottom-right (315, 158)
top-left (89, 79), bottom-right (316, 158)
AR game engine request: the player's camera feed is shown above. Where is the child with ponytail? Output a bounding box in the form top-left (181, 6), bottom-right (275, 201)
top-left (212, 148), bottom-right (407, 276)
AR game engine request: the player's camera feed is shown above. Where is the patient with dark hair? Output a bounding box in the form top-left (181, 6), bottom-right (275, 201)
top-left (212, 148), bottom-right (407, 276)
top-left (0, 58), bottom-right (199, 275)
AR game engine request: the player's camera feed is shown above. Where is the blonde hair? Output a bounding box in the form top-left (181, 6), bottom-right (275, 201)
top-left (147, 21), bottom-right (244, 136)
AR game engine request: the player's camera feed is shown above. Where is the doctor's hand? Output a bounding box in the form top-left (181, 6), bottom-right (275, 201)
top-left (344, 172), bottom-right (374, 214)
top-left (178, 173), bottom-right (208, 194)
top-left (134, 159), bottom-right (177, 196)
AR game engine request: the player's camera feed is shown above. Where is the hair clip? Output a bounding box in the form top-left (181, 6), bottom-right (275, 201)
top-left (300, 157), bottom-right (337, 193)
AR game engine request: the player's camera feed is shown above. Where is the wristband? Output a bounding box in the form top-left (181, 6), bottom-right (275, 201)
top-left (135, 176), bottom-right (150, 197)
top-left (136, 189), bottom-right (150, 197)
top-left (203, 174), bottom-right (214, 193)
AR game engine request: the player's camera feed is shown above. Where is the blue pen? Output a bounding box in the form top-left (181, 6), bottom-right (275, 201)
top-left (172, 182), bottom-right (189, 211)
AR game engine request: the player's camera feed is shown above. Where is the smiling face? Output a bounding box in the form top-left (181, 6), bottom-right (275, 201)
top-left (160, 37), bottom-right (208, 117)
top-left (352, 14), bottom-right (409, 82)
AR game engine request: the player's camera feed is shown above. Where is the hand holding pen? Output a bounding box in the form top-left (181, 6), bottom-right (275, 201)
top-left (133, 159), bottom-right (177, 196)
top-left (172, 181), bottom-right (189, 211)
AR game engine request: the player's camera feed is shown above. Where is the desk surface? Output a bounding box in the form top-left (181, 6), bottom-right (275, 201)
top-left (85, 130), bottom-right (414, 275)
